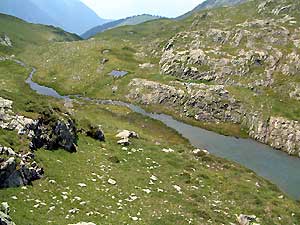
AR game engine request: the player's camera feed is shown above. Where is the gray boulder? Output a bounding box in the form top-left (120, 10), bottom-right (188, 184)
top-left (0, 153), bottom-right (43, 189)
top-left (86, 125), bottom-right (105, 142)
top-left (28, 111), bottom-right (78, 152)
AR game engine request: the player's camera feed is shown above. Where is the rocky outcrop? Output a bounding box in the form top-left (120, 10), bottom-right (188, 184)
top-left (0, 35), bottom-right (12, 47)
top-left (0, 151), bottom-right (43, 188)
top-left (28, 111), bottom-right (78, 152)
top-left (0, 97), bottom-right (78, 152)
top-left (246, 116), bottom-right (300, 156)
top-left (128, 78), bottom-right (242, 123)
top-left (159, 0), bottom-right (300, 93)
top-left (0, 97), bottom-right (33, 135)
top-left (128, 79), bottom-right (300, 157)
top-left (0, 202), bottom-right (16, 225)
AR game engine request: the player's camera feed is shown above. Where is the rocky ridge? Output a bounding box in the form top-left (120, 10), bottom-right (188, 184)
top-left (160, 0), bottom-right (300, 92)
top-left (128, 78), bottom-right (300, 157)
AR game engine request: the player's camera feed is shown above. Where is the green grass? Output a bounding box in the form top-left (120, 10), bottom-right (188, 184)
top-left (1, 2), bottom-right (300, 224)
top-left (1, 102), bottom-right (299, 225)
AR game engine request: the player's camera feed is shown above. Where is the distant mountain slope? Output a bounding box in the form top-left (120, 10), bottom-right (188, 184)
top-left (82, 14), bottom-right (161, 39)
top-left (0, 0), bottom-right (59, 27)
top-left (0, 0), bottom-right (108, 34)
top-left (177, 0), bottom-right (247, 19)
top-left (0, 13), bottom-right (80, 54)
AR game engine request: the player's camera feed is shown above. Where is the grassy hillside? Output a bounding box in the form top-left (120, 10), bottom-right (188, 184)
top-left (0, 58), bottom-right (299, 225)
top-left (1, 1), bottom-right (300, 224)
top-left (0, 13), bottom-right (80, 55)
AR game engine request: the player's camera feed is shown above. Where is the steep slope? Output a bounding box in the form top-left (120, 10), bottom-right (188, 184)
top-left (82, 14), bottom-right (161, 39)
top-left (0, 13), bottom-right (80, 55)
top-left (177, 0), bottom-right (247, 19)
top-left (0, 0), bottom-right (108, 34)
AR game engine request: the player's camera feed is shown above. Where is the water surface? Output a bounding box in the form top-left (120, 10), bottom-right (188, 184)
top-left (26, 69), bottom-right (300, 200)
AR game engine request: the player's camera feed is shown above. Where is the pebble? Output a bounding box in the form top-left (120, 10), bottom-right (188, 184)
top-left (78, 183), bottom-right (87, 188)
top-left (108, 178), bottom-right (117, 185)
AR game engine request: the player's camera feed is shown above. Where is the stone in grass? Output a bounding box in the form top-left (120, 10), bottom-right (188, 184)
top-left (162, 148), bottom-right (174, 153)
top-left (86, 125), bottom-right (105, 142)
top-left (173, 185), bottom-right (182, 194)
top-left (116, 130), bottom-right (139, 139)
top-left (237, 214), bottom-right (259, 225)
top-left (68, 223), bottom-right (96, 225)
top-left (78, 183), bottom-right (87, 188)
top-left (117, 138), bottom-right (131, 146)
top-left (192, 149), bottom-right (209, 157)
top-left (108, 178), bottom-right (117, 185)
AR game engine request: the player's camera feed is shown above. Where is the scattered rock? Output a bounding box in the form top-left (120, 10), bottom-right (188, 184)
top-left (117, 138), bottom-right (130, 146)
top-left (192, 149), bottom-right (210, 157)
top-left (162, 148), bottom-right (174, 153)
top-left (108, 178), bottom-right (117, 185)
top-left (68, 223), bottom-right (96, 225)
top-left (237, 214), bottom-right (259, 225)
top-left (0, 202), bottom-right (16, 225)
top-left (116, 130), bottom-right (139, 139)
top-left (86, 125), bottom-right (105, 142)
top-left (77, 183), bottom-right (87, 188)
top-left (116, 130), bottom-right (139, 146)
top-left (173, 185), bottom-right (182, 194)
top-left (139, 63), bottom-right (154, 69)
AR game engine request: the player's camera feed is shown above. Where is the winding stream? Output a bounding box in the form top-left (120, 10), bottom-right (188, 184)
top-left (26, 67), bottom-right (300, 200)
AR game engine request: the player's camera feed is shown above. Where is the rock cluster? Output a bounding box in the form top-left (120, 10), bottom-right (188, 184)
top-left (159, 0), bottom-right (300, 93)
top-left (0, 35), bottom-right (12, 47)
top-left (0, 150), bottom-right (43, 188)
top-left (0, 97), bottom-right (33, 135)
top-left (28, 111), bottom-right (78, 152)
top-left (0, 202), bottom-right (15, 225)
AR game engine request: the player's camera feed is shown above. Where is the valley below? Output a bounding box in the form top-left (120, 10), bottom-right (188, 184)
top-left (1, 0), bottom-right (300, 224)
